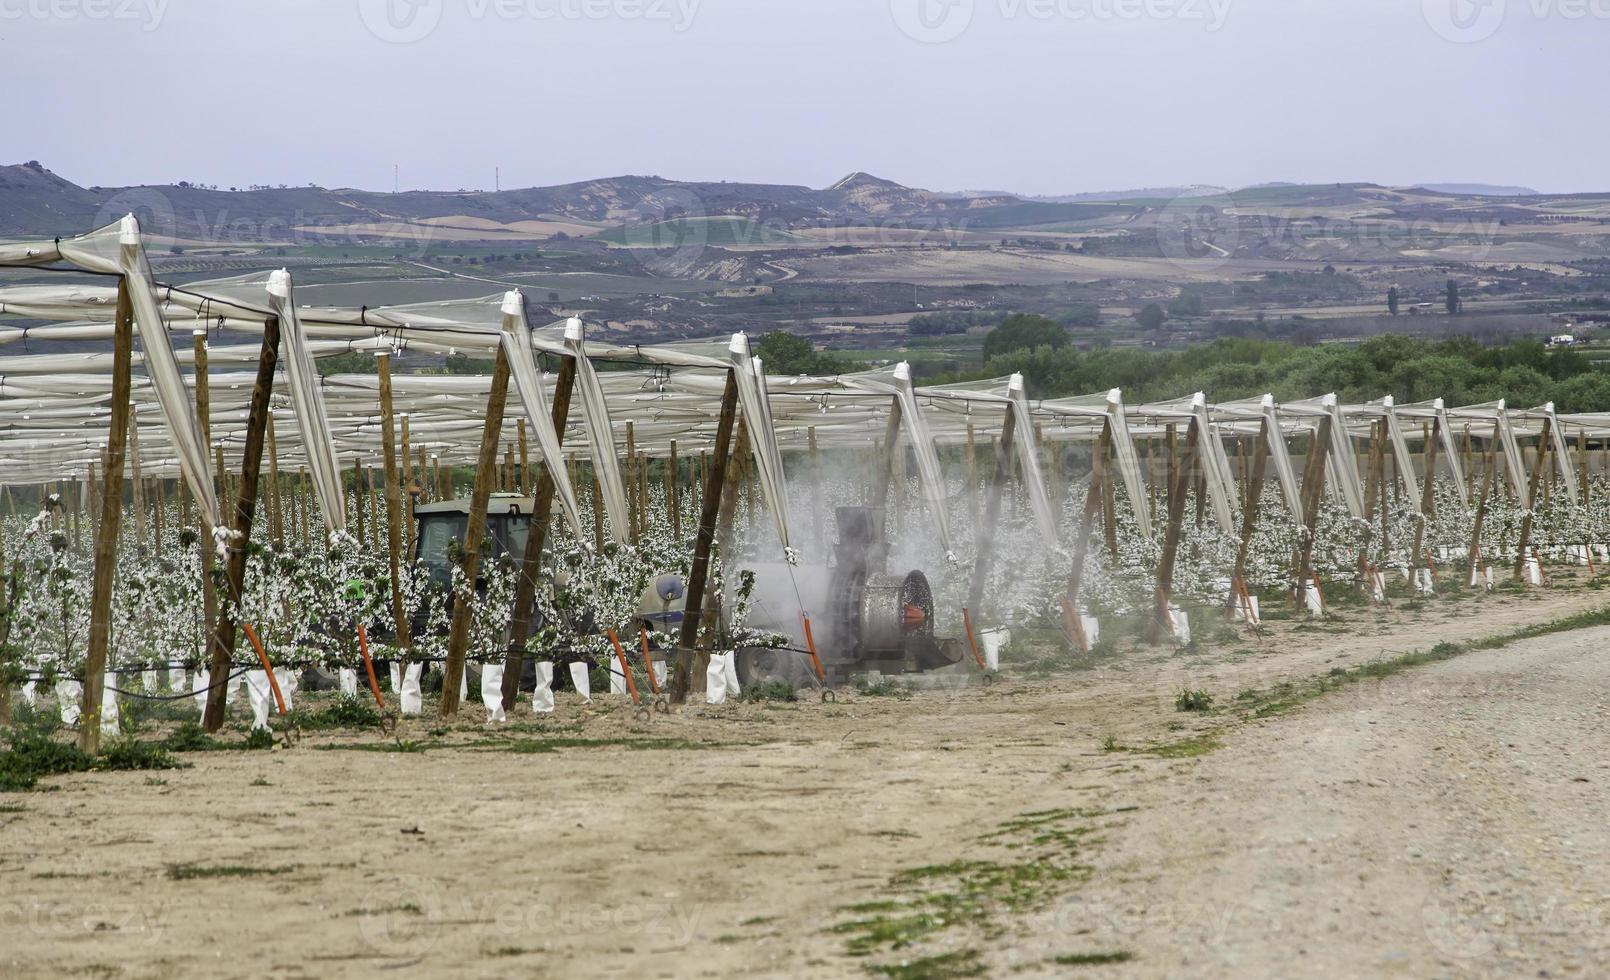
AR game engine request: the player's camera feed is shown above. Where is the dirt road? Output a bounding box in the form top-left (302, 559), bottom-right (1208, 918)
top-left (2, 586), bottom-right (1606, 979)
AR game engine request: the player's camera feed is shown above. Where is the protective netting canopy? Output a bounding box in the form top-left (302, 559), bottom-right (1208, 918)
top-left (0, 217), bottom-right (1595, 566)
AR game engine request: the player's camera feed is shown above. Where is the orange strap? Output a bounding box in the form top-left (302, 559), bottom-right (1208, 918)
top-left (961, 607), bottom-right (987, 669)
top-left (355, 624), bottom-right (388, 711)
top-left (638, 626), bottom-right (662, 695)
top-left (799, 615), bottom-right (827, 681)
top-left (607, 630), bottom-right (640, 705)
top-left (242, 623), bottom-right (288, 717)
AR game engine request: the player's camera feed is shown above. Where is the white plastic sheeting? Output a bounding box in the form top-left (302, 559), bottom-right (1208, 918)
top-left (565, 320), bottom-right (630, 546)
top-left (729, 334), bottom-right (797, 561)
top-left (499, 293), bottom-right (585, 540)
top-left (268, 269), bottom-right (347, 535)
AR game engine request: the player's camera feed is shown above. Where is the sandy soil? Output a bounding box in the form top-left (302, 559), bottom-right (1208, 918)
top-left (3, 583), bottom-right (1607, 979)
top-left (787, 248), bottom-right (1320, 286)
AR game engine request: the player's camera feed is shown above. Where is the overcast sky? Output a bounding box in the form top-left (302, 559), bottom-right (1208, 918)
top-left (3, 0), bottom-right (1603, 195)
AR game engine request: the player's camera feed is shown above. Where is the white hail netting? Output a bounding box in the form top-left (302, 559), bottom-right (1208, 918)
top-left (499, 299), bottom-right (585, 541)
top-left (565, 319), bottom-right (631, 546)
top-left (729, 335), bottom-right (795, 562)
top-left (0, 215), bottom-right (1601, 556)
top-left (843, 362), bottom-right (957, 562)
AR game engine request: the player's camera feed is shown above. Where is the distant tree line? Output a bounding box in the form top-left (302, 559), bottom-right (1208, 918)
top-left (950, 332), bottom-right (1610, 413)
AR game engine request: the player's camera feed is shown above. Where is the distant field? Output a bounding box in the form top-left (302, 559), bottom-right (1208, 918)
top-left (594, 216), bottom-right (810, 247)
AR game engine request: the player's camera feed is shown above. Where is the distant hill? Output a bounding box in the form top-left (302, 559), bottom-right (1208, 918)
top-left (1414, 183), bottom-right (1541, 197)
top-left (0, 163), bottom-right (1011, 242)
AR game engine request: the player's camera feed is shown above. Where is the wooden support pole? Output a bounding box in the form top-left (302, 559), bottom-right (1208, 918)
top-left (201, 315), bottom-right (281, 732)
top-left (440, 344), bottom-right (513, 717)
top-left (1513, 416), bottom-right (1552, 582)
top-left (266, 413), bottom-right (284, 546)
top-left (668, 438), bottom-right (681, 543)
top-left (1064, 421), bottom-right (1113, 631)
top-left (1229, 418), bottom-right (1272, 608)
top-left (872, 396), bottom-right (904, 543)
top-left (502, 355), bottom-right (578, 710)
top-left (670, 368), bottom-right (740, 704)
top-left (1293, 416), bottom-right (1334, 608)
top-left (1149, 417), bottom-right (1201, 643)
top-left (517, 417), bottom-right (530, 494)
top-left (376, 352), bottom-right (412, 653)
top-left (625, 421), bottom-right (640, 544)
top-left (79, 278), bottom-right (134, 754)
top-left (1466, 433), bottom-right (1499, 584)
top-left (717, 417), bottom-right (750, 554)
top-left (1411, 418), bottom-right (1441, 572)
top-left (966, 406), bottom-right (1017, 617)
top-left (128, 409), bottom-right (147, 551)
top-left (193, 331), bottom-right (219, 660)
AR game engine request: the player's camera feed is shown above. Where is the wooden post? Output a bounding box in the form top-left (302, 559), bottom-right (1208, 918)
top-left (1064, 421), bottom-right (1113, 627)
top-left (440, 344), bottom-right (512, 717)
top-left (79, 278), bottom-right (135, 753)
top-left (1466, 433), bottom-right (1499, 584)
top-left (872, 396), bottom-right (904, 544)
top-left (668, 439), bottom-right (681, 543)
top-left (670, 368), bottom-right (740, 704)
top-left (266, 413), bottom-right (284, 546)
top-left (1411, 418), bottom-right (1441, 572)
top-left (1229, 418), bottom-right (1272, 608)
top-left (201, 315), bottom-right (281, 732)
top-left (966, 405), bottom-right (1017, 617)
top-left (502, 355), bottom-right (578, 710)
top-left (193, 331), bottom-right (219, 659)
top-left (517, 417), bottom-right (530, 494)
top-left (1149, 418), bottom-right (1201, 643)
top-left (376, 352), bottom-right (412, 653)
top-left (128, 409), bottom-right (148, 551)
top-left (718, 417), bottom-right (750, 554)
top-left (1513, 416), bottom-right (1552, 581)
top-left (1293, 416), bottom-right (1333, 609)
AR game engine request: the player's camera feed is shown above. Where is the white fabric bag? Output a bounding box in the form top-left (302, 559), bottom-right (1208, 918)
top-left (1169, 606), bottom-right (1192, 645)
top-left (480, 664), bottom-right (507, 723)
top-left (55, 680), bottom-right (83, 725)
top-left (1232, 595), bottom-right (1260, 625)
top-left (192, 669), bottom-right (210, 712)
top-left (399, 663), bottom-right (424, 715)
top-left (100, 672), bottom-right (120, 737)
top-left (21, 680), bottom-right (37, 705)
top-left (168, 665), bottom-right (187, 692)
top-left (278, 668), bottom-right (298, 712)
top-left (388, 662), bottom-right (401, 693)
top-left (142, 670), bottom-right (159, 694)
top-left (652, 661), bottom-right (668, 689)
top-left (339, 668), bottom-right (359, 699)
top-left (569, 661), bottom-right (592, 704)
top-left (706, 653), bottom-right (741, 705)
top-left (1304, 581), bottom-right (1325, 616)
top-left (244, 670), bottom-right (274, 731)
top-left (531, 662), bottom-right (555, 714)
top-left (980, 628), bottom-right (1011, 669)
top-left (607, 659), bottom-right (628, 696)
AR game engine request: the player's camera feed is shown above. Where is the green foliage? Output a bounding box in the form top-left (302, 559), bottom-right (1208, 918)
top-left (938, 334), bottom-right (1610, 411)
top-left (982, 313), bottom-right (1070, 362)
top-left (1, 712), bottom-right (185, 792)
top-left (753, 332), bottom-right (842, 376)
top-left (292, 695), bottom-right (382, 731)
top-left (1135, 303), bottom-right (1166, 331)
top-left (1174, 689), bottom-right (1214, 712)
top-left (741, 680), bottom-right (799, 703)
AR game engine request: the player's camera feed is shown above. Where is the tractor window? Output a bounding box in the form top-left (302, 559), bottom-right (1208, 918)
top-left (417, 513), bottom-right (468, 566)
top-left (489, 516), bottom-right (530, 564)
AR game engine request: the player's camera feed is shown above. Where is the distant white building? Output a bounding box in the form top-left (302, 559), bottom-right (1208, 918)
top-left (1548, 334), bottom-right (1577, 348)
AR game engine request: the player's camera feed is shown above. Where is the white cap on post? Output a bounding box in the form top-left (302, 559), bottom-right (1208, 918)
top-left (893, 361), bottom-right (911, 382)
top-left (1261, 393), bottom-right (1275, 409)
top-left (729, 332), bottom-right (748, 355)
top-left (1106, 387), bottom-right (1121, 405)
top-left (1382, 394), bottom-right (1395, 408)
top-left (1008, 373), bottom-right (1024, 393)
top-left (501, 291), bottom-right (523, 316)
top-left (1321, 393), bottom-right (1337, 408)
top-left (1191, 391), bottom-right (1206, 409)
top-left (119, 214), bottom-right (140, 245)
top-left (564, 317), bottom-right (583, 341)
top-left (266, 269), bottom-right (291, 299)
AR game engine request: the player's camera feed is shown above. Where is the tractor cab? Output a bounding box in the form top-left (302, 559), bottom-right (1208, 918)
top-left (413, 495), bottom-right (537, 588)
